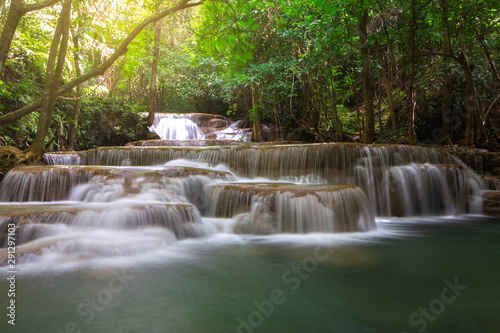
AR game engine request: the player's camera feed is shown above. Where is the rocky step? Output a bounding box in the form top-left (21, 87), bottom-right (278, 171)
top-left (207, 183), bottom-right (376, 234)
top-left (0, 165), bottom-right (235, 202)
top-left (443, 147), bottom-right (500, 176)
top-left (0, 201), bottom-right (204, 247)
top-left (482, 191), bottom-right (500, 217)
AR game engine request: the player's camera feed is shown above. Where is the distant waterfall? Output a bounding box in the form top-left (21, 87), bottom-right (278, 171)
top-left (148, 113), bottom-right (205, 140)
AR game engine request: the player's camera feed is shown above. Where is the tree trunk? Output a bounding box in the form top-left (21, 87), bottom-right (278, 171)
top-left (475, 28), bottom-right (500, 83)
top-left (359, 8), bottom-right (374, 144)
top-left (321, 71), bottom-right (344, 138)
top-left (108, 58), bottom-right (126, 98)
top-left (376, 43), bottom-right (396, 129)
top-left (67, 26), bottom-right (83, 151)
top-left (440, 0), bottom-right (453, 145)
top-left (272, 92), bottom-right (283, 141)
top-left (407, 0), bottom-right (417, 145)
top-left (26, 0), bottom-right (72, 161)
top-left (148, 12), bottom-right (161, 127)
top-left (0, 0), bottom-right (203, 126)
top-left (251, 82), bottom-right (262, 142)
top-left (0, 0), bottom-right (63, 75)
top-left (459, 52), bottom-right (481, 146)
top-left (0, 0), bottom-right (25, 75)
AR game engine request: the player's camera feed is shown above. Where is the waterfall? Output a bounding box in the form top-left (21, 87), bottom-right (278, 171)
top-left (43, 153), bottom-right (81, 165)
top-left (45, 143), bottom-right (486, 217)
top-left (207, 183), bottom-right (375, 234)
top-left (0, 165), bottom-right (235, 202)
top-left (0, 135), bottom-right (492, 266)
top-left (148, 113), bottom-right (205, 141)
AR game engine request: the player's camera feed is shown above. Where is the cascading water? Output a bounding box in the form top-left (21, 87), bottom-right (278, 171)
top-left (1, 115), bottom-right (498, 333)
top-left (147, 113), bottom-right (205, 140)
top-left (44, 143), bottom-right (487, 216)
top-left (1, 139), bottom-right (489, 267)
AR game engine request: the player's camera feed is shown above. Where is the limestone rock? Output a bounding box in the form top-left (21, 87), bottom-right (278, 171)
top-left (482, 191), bottom-right (500, 216)
top-left (208, 183), bottom-right (376, 234)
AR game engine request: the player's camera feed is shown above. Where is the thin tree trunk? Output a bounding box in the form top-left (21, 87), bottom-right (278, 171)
top-left (407, 0), bottom-right (417, 145)
top-left (148, 11), bottom-right (161, 127)
top-left (0, 0), bottom-right (62, 75)
top-left (322, 72), bottom-right (344, 138)
top-left (0, 0), bottom-right (25, 75)
top-left (377, 78), bottom-right (382, 130)
top-left (27, 0), bottom-right (72, 161)
top-left (459, 51), bottom-right (481, 146)
top-left (359, 8), bottom-right (374, 144)
top-left (68, 26), bottom-right (83, 151)
top-left (475, 28), bottom-right (500, 83)
top-left (272, 92), bottom-right (283, 141)
top-left (251, 82), bottom-right (262, 142)
top-left (108, 58), bottom-right (126, 98)
top-left (0, 0), bottom-right (203, 126)
top-left (440, 0), bottom-right (453, 145)
top-left (376, 43), bottom-right (396, 128)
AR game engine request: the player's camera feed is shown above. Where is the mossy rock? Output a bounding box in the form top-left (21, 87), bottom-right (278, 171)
top-left (0, 146), bottom-right (24, 183)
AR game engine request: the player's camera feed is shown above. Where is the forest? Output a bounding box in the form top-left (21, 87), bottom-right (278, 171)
top-left (0, 0), bottom-right (499, 163)
top-left (1, 2), bottom-right (500, 331)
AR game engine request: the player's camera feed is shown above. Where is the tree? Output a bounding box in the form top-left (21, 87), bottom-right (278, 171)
top-left (359, 5), bottom-right (374, 143)
top-left (67, 18), bottom-right (83, 151)
top-left (25, 0), bottom-right (72, 161)
top-left (0, 0), bottom-right (207, 127)
top-left (440, 0), bottom-right (454, 145)
top-left (1, 0), bottom-right (208, 162)
top-left (148, 7), bottom-right (162, 127)
top-left (0, 0), bottom-right (62, 75)
top-left (406, 0), bottom-right (417, 145)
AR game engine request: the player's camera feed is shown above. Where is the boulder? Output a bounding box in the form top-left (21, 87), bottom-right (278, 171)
top-left (208, 183), bottom-right (376, 234)
top-left (482, 191), bottom-right (500, 216)
top-left (0, 201), bottom-right (203, 247)
top-left (208, 118), bottom-right (230, 129)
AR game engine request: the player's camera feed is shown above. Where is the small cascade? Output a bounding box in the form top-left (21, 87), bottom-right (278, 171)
top-left (0, 166), bottom-right (98, 202)
top-left (74, 143), bottom-right (459, 172)
top-left (44, 152), bottom-right (81, 165)
top-left (148, 113), bottom-right (205, 140)
top-left (207, 183), bottom-right (376, 234)
top-left (0, 165), bottom-right (235, 202)
top-left (215, 122), bottom-right (252, 142)
top-left (380, 164), bottom-right (483, 216)
top-left (0, 201), bottom-right (203, 246)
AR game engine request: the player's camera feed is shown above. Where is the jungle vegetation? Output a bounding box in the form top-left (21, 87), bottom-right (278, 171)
top-left (0, 0), bottom-right (498, 162)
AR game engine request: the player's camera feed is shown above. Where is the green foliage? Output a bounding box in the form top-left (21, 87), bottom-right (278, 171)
top-left (75, 98), bottom-right (144, 148)
top-left (0, 0), bottom-right (498, 148)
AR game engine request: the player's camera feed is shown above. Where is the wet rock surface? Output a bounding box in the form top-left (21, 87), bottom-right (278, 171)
top-left (482, 191), bottom-right (500, 216)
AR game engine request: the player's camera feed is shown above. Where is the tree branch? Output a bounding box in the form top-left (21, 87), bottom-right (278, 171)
top-left (24, 0), bottom-right (62, 13)
top-left (0, 0), bottom-right (205, 126)
top-left (418, 50), bottom-right (458, 62)
top-left (482, 94), bottom-right (500, 125)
